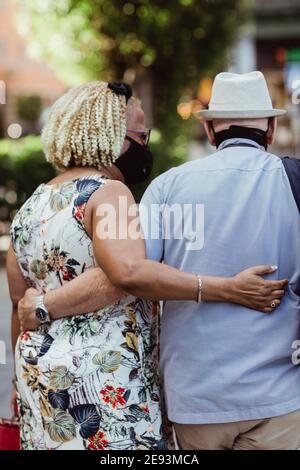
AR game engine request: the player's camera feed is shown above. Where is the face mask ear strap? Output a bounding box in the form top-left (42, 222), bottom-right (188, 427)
top-left (119, 135), bottom-right (140, 159)
top-left (264, 117), bottom-right (272, 150)
top-left (125, 135), bottom-right (149, 149)
top-left (125, 135), bottom-right (136, 145)
top-left (209, 121), bottom-right (217, 144)
top-left (211, 121), bottom-right (216, 136)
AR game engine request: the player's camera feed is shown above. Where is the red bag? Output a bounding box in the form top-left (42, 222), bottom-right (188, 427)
top-left (0, 417), bottom-right (20, 450)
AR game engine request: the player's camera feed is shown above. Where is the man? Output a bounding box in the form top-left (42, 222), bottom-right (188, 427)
top-left (18, 71), bottom-right (300, 450)
top-left (139, 71), bottom-right (300, 450)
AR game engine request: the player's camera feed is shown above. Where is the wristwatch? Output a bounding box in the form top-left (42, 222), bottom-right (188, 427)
top-left (35, 295), bottom-right (51, 324)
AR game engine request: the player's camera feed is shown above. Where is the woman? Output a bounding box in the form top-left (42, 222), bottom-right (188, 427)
top-left (7, 81), bottom-right (286, 450)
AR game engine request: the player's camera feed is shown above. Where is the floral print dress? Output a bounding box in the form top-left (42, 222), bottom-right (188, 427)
top-left (10, 175), bottom-right (165, 450)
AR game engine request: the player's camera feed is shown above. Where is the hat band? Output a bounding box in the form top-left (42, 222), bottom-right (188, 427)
top-left (209, 103), bottom-right (273, 111)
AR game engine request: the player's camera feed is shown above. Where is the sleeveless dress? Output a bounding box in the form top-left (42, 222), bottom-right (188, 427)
top-left (10, 175), bottom-right (165, 450)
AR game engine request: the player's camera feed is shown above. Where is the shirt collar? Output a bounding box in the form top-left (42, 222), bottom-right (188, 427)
top-left (218, 138), bottom-right (262, 151)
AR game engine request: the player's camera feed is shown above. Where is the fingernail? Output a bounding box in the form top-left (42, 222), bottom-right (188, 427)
top-left (271, 265), bottom-right (278, 270)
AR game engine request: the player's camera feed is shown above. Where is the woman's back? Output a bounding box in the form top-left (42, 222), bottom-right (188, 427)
top-left (11, 175), bottom-right (163, 450)
top-left (11, 175), bottom-right (105, 291)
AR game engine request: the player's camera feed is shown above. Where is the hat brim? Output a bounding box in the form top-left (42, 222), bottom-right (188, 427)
top-left (196, 109), bottom-right (286, 119)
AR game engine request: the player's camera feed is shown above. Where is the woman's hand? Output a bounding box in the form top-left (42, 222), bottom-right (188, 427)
top-left (18, 288), bottom-right (40, 332)
top-left (228, 265), bottom-right (288, 313)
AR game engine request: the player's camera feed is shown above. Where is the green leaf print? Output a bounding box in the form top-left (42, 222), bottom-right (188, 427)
top-left (18, 225), bottom-right (30, 247)
top-left (30, 259), bottom-right (48, 280)
top-left (49, 182), bottom-right (75, 212)
top-left (92, 351), bottom-right (122, 373)
top-left (45, 409), bottom-right (76, 443)
top-left (49, 366), bottom-right (75, 390)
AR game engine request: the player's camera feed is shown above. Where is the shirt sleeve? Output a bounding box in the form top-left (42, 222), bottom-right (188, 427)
top-left (139, 179), bottom-right (164, 262)
top-left (282, 157), bottom-right (300, 213)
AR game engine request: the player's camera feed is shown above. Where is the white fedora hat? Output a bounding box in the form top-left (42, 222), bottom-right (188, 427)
top-left (197, 71), bottom-right (286, 119)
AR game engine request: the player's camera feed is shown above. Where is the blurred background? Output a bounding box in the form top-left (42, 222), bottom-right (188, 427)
top-left (1, 0), bottom-right (300, 418)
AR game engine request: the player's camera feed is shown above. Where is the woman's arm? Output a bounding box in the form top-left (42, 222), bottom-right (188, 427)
top-left (18, 180), bottom-right (287, 331)
top-left (87, 180), bottom-right (287, 308)
top-left (19, 261), bottom-right (285, 331)
top-left (44, 268), bottom-right (125, 317)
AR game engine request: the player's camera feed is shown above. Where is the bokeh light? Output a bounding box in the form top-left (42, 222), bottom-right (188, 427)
top-left (7, 123), bottom-right (23, 139)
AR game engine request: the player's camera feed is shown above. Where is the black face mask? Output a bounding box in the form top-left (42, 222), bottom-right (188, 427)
top-left (115, 136), bottom-right (153, 185)
top-left (213, 120), bottom-right (271, 150)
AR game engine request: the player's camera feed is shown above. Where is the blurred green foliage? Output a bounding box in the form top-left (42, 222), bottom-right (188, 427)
top-left (0, 0), bottom-right (250, 224)
top-left (16, 95), bottom-right (42, 125)
top-left (18, 0), bottom-right (249, 175)
top-left (0, 136), bottom-right (55, 223)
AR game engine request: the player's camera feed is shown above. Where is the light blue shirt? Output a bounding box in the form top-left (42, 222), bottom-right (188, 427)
top-left (140, 138), bottom-right (300, 424)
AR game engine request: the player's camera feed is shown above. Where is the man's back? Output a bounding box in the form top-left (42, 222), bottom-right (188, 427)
top-left (141, 138), bottom-right (300, 424)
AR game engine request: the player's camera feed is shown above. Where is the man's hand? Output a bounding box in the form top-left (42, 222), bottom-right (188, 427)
top-left (18, 288), bottom-right (40, 332)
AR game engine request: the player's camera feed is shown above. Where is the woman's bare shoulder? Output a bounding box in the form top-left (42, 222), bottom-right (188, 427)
top-left (87, 179), bottom-right (136, 210)
top-left (95, 179), bottom-right (133, 198)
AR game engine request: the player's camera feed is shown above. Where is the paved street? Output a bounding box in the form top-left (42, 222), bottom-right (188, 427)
top-left (0, 267), bottom-right (14, 419)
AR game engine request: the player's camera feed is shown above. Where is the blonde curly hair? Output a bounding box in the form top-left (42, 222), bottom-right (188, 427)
top-left (42, 81), bottom-right (128, 170)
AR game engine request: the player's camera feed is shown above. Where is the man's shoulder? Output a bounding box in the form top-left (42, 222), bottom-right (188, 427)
top-left (151, 153), bottom-right (217, 188)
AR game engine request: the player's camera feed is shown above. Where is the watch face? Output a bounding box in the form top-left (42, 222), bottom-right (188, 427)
top-left (36, 307), bottom-right (48, 323)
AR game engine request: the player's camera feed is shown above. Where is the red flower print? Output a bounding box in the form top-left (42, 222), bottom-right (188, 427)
top-left (100, 385), bottom-right (127, 409)
top-left (62, 267), bottom-right (74, 281)
top-left (140, 404), bottom-right (149, 413)
top-left (87, 431), bottom-right (108, 451)
top-left (74, 205), bottom-right (84, 223)
top-left (21, 332), bottom-right (30, 342)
